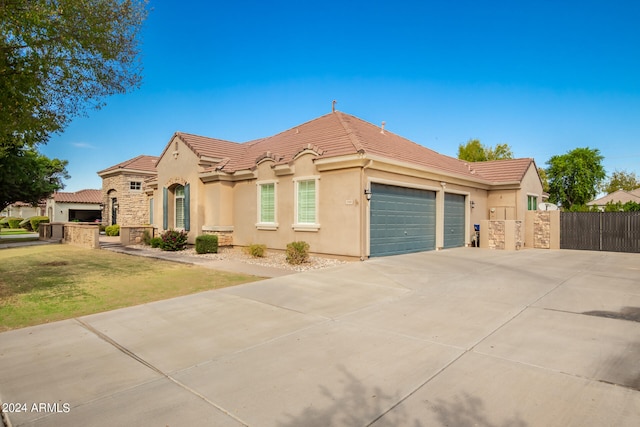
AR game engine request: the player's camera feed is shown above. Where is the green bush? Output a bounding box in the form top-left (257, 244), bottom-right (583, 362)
top-left (0, 217), bottom-right (8, 228)
top-left (286, 241), bottom-right (310, 265)
top-left (245, 243), bottom-right (266, 258)
top-left (195, 234), bottom-right (218, 254)
top-left (19, 217), bottom-right (33, 231)
top-left (7, 217), bottom-right (23, 229)
top-left (30, 216), bottom-right (49, 232)
top-left (105, 224), bottom-right (120, 236)
top-left (159, 229), bottom-right (188, 251)
top-left (142, 229), bottom-right (152, 245)
top-left (150, 237), bottom-right (162, 248)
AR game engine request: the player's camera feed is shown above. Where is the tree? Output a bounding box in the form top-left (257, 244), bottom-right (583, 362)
top-left (601, 170), bottom-right (640, 194)
top-left (0, 147), bottom-right (69, 211)
top-left (457, 139), bottom-right (513, 162)
top-left (538, 167), bottom-right (550, 193)
top-left (546, 147), bottom-right (606, 210)
top-left (1, 0), bottom-right (148, 151)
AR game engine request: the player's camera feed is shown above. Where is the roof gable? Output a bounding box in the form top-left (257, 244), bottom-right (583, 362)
top-left (98, 155), bottom-right (158, 176)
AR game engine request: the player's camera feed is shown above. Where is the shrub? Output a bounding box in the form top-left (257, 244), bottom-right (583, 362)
top-left (0, 217), bottom-right (8, 228)
top-left (245, 243), bottom-right (266, 258)
top-left (7, 217), bottom-right (23, 229)
top-left (159, 229), bottom-right (188, 251)
top-left (195, 234), bottom-right (218, 254)
top-left (105, 224), bottom-right (120, 236)
top-left (286, 241), bottom-right (309, 265)
top-left (142, 229), bottom-right (152, 245)
top-left (19, 217), bottom-right (33, 231)
top-left (150, 237), bottom-right (162, 248)
top-left (30, 216), bottom-right (49, 232)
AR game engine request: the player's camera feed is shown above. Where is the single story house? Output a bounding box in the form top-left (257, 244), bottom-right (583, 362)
top-left (587, 188), bottom-right (640, 210)
top-left (46, 189), bottom-right (103, 222)
top-left (1, 201), bottom-right (45, 219)
top-left (134, 110), bottom-right (543, 258)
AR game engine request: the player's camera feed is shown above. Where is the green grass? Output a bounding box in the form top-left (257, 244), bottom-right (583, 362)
top-left (0, 228), bottom-right (35, 235)
top-left (0, 245), bottom-right (262, 331)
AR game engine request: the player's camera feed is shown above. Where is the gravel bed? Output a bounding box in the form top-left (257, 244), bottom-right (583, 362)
top-left (132, 245), bottom-right (348, 272)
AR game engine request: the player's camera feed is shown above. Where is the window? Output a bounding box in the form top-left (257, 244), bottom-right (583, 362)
top-left (294, 178), bottom-right (319, 230)
top-left (149, 197), bottom-right (154, 224)
top-left (528, 195), bottom-right (538, 211)
top-left (258, 182), bottom-right (276, 226)
top-left (130, 181), bottom-right (142, 191)
top-left (175, 185), bottom-right (185, 229)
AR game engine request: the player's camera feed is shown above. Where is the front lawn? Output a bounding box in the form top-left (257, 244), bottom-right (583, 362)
top-left (0, 228), bottom-right (35, 235)
top-left (0, 245), bottom-right (262, 331)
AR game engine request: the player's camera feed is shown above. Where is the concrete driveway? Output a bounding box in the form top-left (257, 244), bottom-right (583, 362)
top-left (1, 248), bottom-right (639, 426)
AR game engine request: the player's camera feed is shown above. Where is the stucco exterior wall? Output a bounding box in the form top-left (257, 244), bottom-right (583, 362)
top-left (46, 201), bottom-right (101, 223)
top-left (230, 154), bottom-right (363, 257)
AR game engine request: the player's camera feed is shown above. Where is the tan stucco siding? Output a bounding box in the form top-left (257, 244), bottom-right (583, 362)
top-left (231, 156), bottom-right (362, 256)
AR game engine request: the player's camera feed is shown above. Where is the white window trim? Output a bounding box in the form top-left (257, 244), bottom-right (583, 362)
top-left (256, 180), bottom-right (279, 230)
top-left (175, 185), bottom-right (185, 230)
top-left (527, 193), bottom-right (539, 210)
top-left (293, 176), bottom-right (320, 232)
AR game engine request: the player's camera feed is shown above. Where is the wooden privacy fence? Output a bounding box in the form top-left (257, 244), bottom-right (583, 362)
top-left (560, 211), bottom-right (640, 253)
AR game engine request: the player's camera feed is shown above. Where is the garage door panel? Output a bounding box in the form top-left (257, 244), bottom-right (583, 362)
top-left (370, 183), bottom-right (436, 257)
top-left (444, 193), bottom-right (466, 249)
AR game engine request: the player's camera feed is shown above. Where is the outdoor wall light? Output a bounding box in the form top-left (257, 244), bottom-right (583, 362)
top-left (364, 188), bottom-right (372, 201)
top-left (470, 200), bottom-right (476, 209)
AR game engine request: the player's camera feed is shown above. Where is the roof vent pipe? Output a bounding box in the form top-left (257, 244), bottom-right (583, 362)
top-left (332, 100), bottom-right (337, 113)
top-left (380, 121), bottom-right (386, 134)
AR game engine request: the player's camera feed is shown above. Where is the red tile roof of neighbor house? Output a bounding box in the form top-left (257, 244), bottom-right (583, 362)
top-left (97, 155), bottom-right (159, 175)
top-left (171, 111), bottom-right (535, 184)
top-left (53, 189), bottom-right (102, 204)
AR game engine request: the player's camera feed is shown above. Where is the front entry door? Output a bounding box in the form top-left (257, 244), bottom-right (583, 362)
top-left (111, 198), bottom-right (117, 225)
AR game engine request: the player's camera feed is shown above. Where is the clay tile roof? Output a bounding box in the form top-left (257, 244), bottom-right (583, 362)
top-left (53, 189), bottom-right (102, 204)
top-left (176, 111), bottom-right (536, 185)
top-left (98, 155), bottom-right (158, 175)
top-left (469, 158), bottom-right (535, 183)
top-left (175, 133), bottom-right (246, 161)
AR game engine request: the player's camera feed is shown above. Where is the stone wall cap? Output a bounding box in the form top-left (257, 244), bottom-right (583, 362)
top-left (202, 225), bottom-right (234, 232)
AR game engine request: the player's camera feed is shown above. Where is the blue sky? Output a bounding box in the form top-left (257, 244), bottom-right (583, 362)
top-left (42, 0), bottom-right (640, 192)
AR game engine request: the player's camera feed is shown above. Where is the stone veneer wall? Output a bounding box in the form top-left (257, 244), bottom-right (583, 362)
top-left (533, 211), bottom-right (551, 249)
top-left (526, 210), bottom-right (560, 249)
top-left (62, 223), bottom-right (100, 249)
top-left (101, 173), bottom-right (150, 226)
top-left (120, 226), bottom-right (155, 246)
top-left (482, 220), bottom-right (523, 250)
top-left (202, 226), bottom-right (234, 247)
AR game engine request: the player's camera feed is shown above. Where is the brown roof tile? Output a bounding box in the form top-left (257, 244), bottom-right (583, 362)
top-left (53, 189), bottom-right (102, 204)
top-left (98, 155), bottom-right (158, 175)
top-left (169, 111), bottom-right (535, 185)
top-left (469, 158), bottom-right (536, 183)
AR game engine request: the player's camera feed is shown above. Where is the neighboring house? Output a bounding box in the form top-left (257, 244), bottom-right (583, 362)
top-left (46, 189), bottom-right (103, 222)
top-left (1, 201), bottom-right (45, 218)
top-left (136, 111), bottom-right (543, 258)
top-left (97, 155), bottom-right (159, 226)
top-left (587, 188), bottom-right (640, 210)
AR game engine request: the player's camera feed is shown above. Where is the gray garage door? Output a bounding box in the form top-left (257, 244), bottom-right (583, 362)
top-left (370, 183), bottom-right (436, 257)
top-left (443, 193), bottom-right (466, 249)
